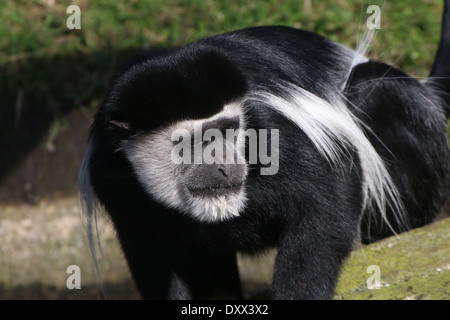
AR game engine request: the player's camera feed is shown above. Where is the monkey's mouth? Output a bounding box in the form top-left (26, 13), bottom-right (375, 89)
top-left (187, 183), bottom-right (243, 197)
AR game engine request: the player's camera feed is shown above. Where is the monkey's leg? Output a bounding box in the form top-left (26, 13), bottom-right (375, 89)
top-left (118, 223), bottom-right (242, 299)
top-left (271, 194), bottom-right (361, 299)
top-left (173, 248), bottom-right (243, 300)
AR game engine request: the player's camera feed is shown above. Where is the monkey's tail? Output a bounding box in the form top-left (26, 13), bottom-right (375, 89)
top-left (427, 0), bottom-right (450, 119)
top-left (78, 141), bottom-right (109, 299)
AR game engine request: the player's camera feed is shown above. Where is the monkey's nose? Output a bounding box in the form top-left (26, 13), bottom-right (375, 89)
top-left (211, 164), bottom-right (232, 184)
top-left (204, 163), bottom-right (243, 188)
top-left (187, 163), bottom-right (247, 197)
top-left (218, 165), bottom-right (229, 178)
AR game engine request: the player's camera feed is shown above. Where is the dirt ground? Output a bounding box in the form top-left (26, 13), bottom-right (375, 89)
top-left (0, 196), bottom-right (277, 299)
top-left (0, 196), bottom-right (448, 300)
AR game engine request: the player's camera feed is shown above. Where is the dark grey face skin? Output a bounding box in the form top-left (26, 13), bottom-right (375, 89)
top-left (180, 116), bottom-right (247, 198)
top-left (119, 101), bottom-right (248, 223)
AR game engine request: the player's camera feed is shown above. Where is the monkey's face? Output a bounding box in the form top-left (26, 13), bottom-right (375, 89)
top-left (95, 48), bottom-right (251, 222)
top-left (120, 102), bottom-right (249, 222)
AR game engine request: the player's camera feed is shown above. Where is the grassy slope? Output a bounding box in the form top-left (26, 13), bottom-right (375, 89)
top-left (1, 1), bottom-right (443, 67)
top-left (0, 0), bottom-right (444, 112)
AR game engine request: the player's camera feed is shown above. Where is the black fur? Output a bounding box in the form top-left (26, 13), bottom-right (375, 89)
top-left (430, 0), bottom-right (450, 116)
top-left (345, 61), bottom-right (449, 243)
top-left (82, 6), bottom-right (450, 300)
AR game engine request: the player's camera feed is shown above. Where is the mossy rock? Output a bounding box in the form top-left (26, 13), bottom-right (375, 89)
top-left (334, 218), bottom-right (450, 300)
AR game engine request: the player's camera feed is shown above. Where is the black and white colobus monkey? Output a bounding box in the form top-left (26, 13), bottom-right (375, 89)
top-left (79, 2), bottom-right (450, 300)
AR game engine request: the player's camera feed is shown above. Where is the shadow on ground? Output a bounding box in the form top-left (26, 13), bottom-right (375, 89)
top-left (0, 47), bottom-right (140, 204)
top-left (0, 280), bottom-right (140, 300)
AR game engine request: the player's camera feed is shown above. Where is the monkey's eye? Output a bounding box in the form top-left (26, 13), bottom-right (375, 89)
top-left (109, 120), bottom-right (131, 131)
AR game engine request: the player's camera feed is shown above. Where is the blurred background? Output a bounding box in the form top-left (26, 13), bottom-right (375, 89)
top-left (0, 0), bottom-right (448, 300)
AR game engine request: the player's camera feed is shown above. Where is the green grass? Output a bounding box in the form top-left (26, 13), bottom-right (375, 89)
top-left (0, 0), bottom-right (447, 131)
top-left (1, 1), bottom-right (443, 67)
